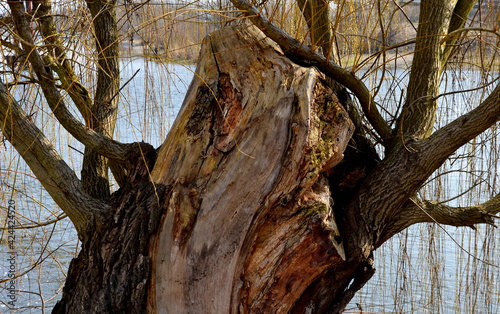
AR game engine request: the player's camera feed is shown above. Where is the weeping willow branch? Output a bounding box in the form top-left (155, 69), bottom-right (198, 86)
top-left (83, 0), bottom-right (122, 198)
top-left (377, 83), bottom-right (500, 240)
top-left (0, 79), bottom-right (109, 235)
top-left (442, 0), bottom-right (478, 66)
top-left (0, 213), bottom-right (67, 230)
top-left (417, 197), bottom-right (499, 227)
top-left (386, 194), bottom-right (500, 241)
top-left (419, 82), bottom-right (500, 175)
top-left (35, 0), bottom-right (94, 123)
top-left (357, 80), bottom-right (500, 246)
top-left (394, 0), bottom-right (455, 143)
top-left (8, 1), bottom-right (145, 168)
top-left (441, 27), bottom-right (500, 67)
top-left (295, 0), bottom-right (337, 63)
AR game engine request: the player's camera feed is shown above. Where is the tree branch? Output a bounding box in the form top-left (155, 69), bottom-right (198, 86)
top-left (83, 0), bottom-right (121, 197)
top-left (395, 0), bottom-right (457, 143)
top-left (229, 0), bottom-right (392, 143)
top-left (35, 0), bottom-right (94, 122)
top-left (419, 82), bottom-right (500, 175)
top-left (384, 195), bottom-right (499, 242)
top-left (7, 1), bottom-right (139, 167)
top-left (353, 79), bottom-right (499, 246)
top-left (0, 79), bottom-right (109, 235)
top-left (296, 0), bottom-right (337, 63)
top-left (442, 0), bottom-right (477, 67)
top-left (413, 197), bottom-right (498, 227)
top-left (440, 27), bottom-right (500, 65)
top-left (375, 82), bottom-right (500, 242)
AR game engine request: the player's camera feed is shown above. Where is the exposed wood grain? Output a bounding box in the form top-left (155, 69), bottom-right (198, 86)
top-left (151, 24), bottom-right (353, 313)
top-left (229, 0), bottom-right (391, 143)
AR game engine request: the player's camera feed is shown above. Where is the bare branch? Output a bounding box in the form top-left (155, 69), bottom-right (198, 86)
top-left (83, 0), bottom-right (122, 197)
top-left (7, 1), bottom-right (139, 167)
top-left (372, 82), bottom-right (500, 242)
top-left (0, 79), bottom-right (109, 235)
top-left (396, 0), bottom-right (456, 142)
top-left (442, 0), bottom-right (478, 66)
top-left (296, 0), bottom-right (337, 63)
top-left (419, 82), bottom-right (500, 176)
top-left (417, 197), bottom-right (499, 227)
top-left (229, 0), bottom-right (392, 143)
top-left (440, 27), bottom-right (500, 62)
top-left (386, 195), bottom-right (499, 240)
top-left (35, 0), bottom-right (94, 122)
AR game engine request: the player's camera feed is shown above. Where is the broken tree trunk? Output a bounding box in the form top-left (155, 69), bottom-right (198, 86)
top-left (54, 24), bottom-right (365, 313)
top-left (150, 24), bottom-right (355, 312)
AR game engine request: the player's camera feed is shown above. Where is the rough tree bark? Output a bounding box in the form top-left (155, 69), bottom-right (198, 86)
top-left (151, 24), bottom-right (353, 313)
top-left (52, 23), bottom-right (355, 313)
top-left (81, 0), bottom-right (121, 198)
top-left (51, 22), bottom-right (500, 312)
top-left (1, 0), bottom-right (500, 313)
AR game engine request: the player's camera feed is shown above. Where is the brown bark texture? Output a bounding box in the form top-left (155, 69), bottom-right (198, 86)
top-left (52, 23), bottom-right (367, 313)
top-left (149, 23), bottom-right (363, 313)
top-left (52, 145), bottom-right (159, 314)
top-left (4, 0), bottom-right (499, 311)
top-left (82, 0), bottom-right (121, 198)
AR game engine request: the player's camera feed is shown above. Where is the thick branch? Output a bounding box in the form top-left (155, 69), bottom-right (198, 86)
top-left (35, 0), bottom-right (93, 122)
top-left (229, 0), bottom-right (391, 143)
top-left (83, 0), bottom-right (121, 197)
top-left (396, 0), bottom-right (457, 142)
top-left (353, 79), bottom-right (499, 249)
top-left (85, 0), bottom-right (120, 135)
top-left (412, 197), bottom-right (498, 227)
top-left (441, 27), bottom-right (500, 63)
top-left (295, 0), bottom-right (367, 137)
top-left (296, 0), bottom-right (337, 63)
top-left (442, 0), bottom-right (477, 66)
top-left (369, 82), bottom-right (500, 243)
top-left (385, 196), bottom-right (499, 240)
top-left (364, 0), bottom-right (498, 244)
top-left (419, 82), bottom-right (500, 173)
top-left (38, 1), bottom-right (129, 192)
top-left (8, 2), bottom-right (137, 167)
top-left (0, 80), bottom-right (108, 235)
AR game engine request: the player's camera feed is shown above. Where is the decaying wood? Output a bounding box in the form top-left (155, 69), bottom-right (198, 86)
top-left (41, 22), bottom-right (356, 313)
top-left (228, 0), bottom-right (391, 143)
top-left (150, 23), bottom-right (354, 312)
top-left (3, 1), bottom-right (500, 311)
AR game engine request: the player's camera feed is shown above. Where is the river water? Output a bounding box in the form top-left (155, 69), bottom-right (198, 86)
top-left (1, 58), bottom-right (499, 313)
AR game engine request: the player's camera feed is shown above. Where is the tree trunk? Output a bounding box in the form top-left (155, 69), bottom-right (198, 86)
top-left (52, 145), bottom-right (159, 314)
top-left (150, 23), bottom-right (359, 313)
top-left (53, 24), bottom-right (373, 313)
top-left (4, 1), bottom-right (500, 313)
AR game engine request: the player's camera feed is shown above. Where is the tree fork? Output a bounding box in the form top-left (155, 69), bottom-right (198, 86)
top-left (3, 1), bottom-right (500, 312)
top-left (48, 23), bottom-right (363, 312)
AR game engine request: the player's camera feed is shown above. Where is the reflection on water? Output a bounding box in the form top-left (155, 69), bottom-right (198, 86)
top-left (1, 59), bottom-right (499, 313)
